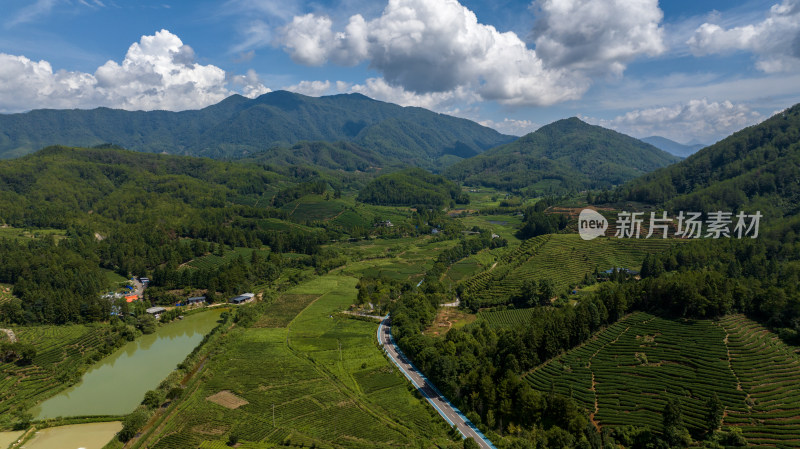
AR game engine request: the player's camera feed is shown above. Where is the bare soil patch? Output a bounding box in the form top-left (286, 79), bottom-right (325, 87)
top-left (206, 390), bottom-right (249, 409)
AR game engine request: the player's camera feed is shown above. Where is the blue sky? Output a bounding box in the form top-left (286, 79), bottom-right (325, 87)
top-left (1, 0), bottom-right (799, 144)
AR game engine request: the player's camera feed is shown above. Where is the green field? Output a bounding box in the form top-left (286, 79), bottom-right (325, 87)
top-left (477, 308), bottom-right (540, 328)
top-left (0, 324), bottom-right (113, 427)
top-left (185, 247), bottom-right (271, 270)
top-left (526, 312), bottom-right (800, 446)
top-left (140, 274), bottom-right (458, 448)
top-left (461, 234), bottom-right (677, 308)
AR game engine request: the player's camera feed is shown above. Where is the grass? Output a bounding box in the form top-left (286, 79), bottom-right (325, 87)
top-left (423, 308), bottom-right (477, 337)
top-left (526, 312), bottom-right (800, 445)
top-left (140, 274), bottom-right (458, 448)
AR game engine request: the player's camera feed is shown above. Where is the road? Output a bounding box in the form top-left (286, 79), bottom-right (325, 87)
top-left (377, 316), bottom-right (496, 449)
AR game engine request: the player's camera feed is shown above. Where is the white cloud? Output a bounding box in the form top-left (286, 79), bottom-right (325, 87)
top-left (229, 69), bottom-right (271, 98)
top-left (531, 0), bottom-right (666, 75)
top-left (688, 0), bottom-right (800, 72)
top-left (585, 99), bottom-right (763, 144)
top-left (278, 0), bottom-right (589, 106)
top-left (284, 80), bottom-right (334, 96)
top-left (349, 77), bottom-right (479, 110)
top-left (7, 0), bottom-right (59, 26)
top-left (479, 118), bottom-right (540, 136)
top-left (0, 30), bottom-right (269, 113)
top-left (277, 0), bottom-right (666, 107)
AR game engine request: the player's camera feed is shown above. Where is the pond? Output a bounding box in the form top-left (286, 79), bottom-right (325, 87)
top-left (31, 309), bottom-right (223, 419)
top-left (21, 422), bottom-right (121, 449)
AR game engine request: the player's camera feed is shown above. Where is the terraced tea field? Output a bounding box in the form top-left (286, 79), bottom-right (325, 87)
top-left (0, 324), bottom-right (112, 427)
top-left (142, 275), bottom-right (457, 448)
top-left (461, 234), bottom-right (676, 308)
top-left (526, 312), bottom-right (800, 446)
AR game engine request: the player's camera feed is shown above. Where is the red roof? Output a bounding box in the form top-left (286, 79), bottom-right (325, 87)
top-left (125, 295), bottom-right (139, 302)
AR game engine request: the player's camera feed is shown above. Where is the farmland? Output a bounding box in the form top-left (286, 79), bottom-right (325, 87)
top-left (460, 234), bottom-right (676, 309)
top-left (0, 324), bottom-right (114, 427)
top-left (138, 274), bottom-right (458, 448)
top-left (525, 312), bottom-right (800, 446)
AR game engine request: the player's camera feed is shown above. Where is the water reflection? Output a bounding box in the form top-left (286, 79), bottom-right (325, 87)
top-left (31, 310), bottom-right (223, 419)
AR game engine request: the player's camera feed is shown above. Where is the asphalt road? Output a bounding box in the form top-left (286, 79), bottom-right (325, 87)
top-left (378, 316), bottom-right (496, 449)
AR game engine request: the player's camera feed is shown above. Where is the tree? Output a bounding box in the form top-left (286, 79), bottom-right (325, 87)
top-left (119, 407), bottom-right (149, 442)
top-left (663, 398), bottom-right (691, 447)
top-left (463, 437), bottom-right (480, 449)
top-left (538, 279), bottom-right (555, 306)
top-left (227, 433), bottom-right (239, 446)
top-left (705, 393), bottom-right (723, 434)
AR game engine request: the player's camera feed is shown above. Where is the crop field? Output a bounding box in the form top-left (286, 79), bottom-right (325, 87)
top-left (185, 247), bottom-right (270, 270)
top-left (143, 274), bottom-right (457, 448)
top-left (719, 315), bottom-right (800, 446)
top-left (477, 308), bottom-right (539, 328)
top-left (461, 234), bottom-right (676, 308)
top-left (281, 195), bottom-right (348, 222)
top-left (457, 214), bottom-right (524, 243)
top-left (339, 237), bottom-right (457, 282)
top-left (0, 324), bottom-right (112, 427)
top-left (526, 312), bottom-right (800, 446)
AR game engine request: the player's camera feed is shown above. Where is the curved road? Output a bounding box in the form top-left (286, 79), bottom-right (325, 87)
top-left (377, 316), bottom-right (496, 449)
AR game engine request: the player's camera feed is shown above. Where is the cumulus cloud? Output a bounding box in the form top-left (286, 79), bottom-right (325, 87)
top-left (279, 0), bottom-right (590, 106)
top-left (0, 30), bottom-right (269, 113)
top-left (284, 80), bottom-right (335, 96)
top-left (479, 118), bottom-right (540, 136)
top-left (585, 99), bottom-right (763, 144)
top-left (531, 0), bottom-right (666, 75)
top-left (688, 0), bottom-right (800, 72)
top-left (277, 0), bottom-right (666, 107)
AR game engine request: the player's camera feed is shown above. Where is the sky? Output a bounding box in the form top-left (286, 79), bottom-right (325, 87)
top-left (1, 0), bottom-right (799, 144)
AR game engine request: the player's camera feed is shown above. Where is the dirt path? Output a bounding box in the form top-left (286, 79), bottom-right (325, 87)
top-left (717, 321), bottom-right (752, 414)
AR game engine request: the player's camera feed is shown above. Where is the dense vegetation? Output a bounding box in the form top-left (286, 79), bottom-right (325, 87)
top-left (0, 91), bottom-right (513, 167)
top-left (0, 146), bottom-right (339, 324)
top-left (622, 104), bottom-right (800, 219)
top-left (357, 168), bottom-right (469, 207)
top-left (445, 117), bottom-right (679, 194)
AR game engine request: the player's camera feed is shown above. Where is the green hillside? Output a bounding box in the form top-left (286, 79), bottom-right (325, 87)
top-left (357, 168), bottom-right (468, 207)
top-left (622, 103), bottom-right (800, 220)
top-left (0, 91), bottom-right (513, 168)
top-left (528, 311), bottom-right (800, 447)
top-left (445, 117), bottom-right (679, 193)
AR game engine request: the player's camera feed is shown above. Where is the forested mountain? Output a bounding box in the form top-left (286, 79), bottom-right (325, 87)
top-left (444, 117), bottom-right (679, 194)
top-left (0, 91), bottom-right (514, 168)
top-left (0, 145), bottom-right (335, 323)
top-left (641, 136), bottom-right (705, 158)
top-left (357, 168), bottom-right (469, 207)
top-left (622, 104), bottom-right (800, 220)
top-left (243, 140), bottom-right (389, 172)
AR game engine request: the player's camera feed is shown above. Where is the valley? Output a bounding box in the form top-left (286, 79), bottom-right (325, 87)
top-left (0, 97), bottom-right (798, 449)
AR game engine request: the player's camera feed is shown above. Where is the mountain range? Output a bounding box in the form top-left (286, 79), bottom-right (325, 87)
top-left (444, 117), bottom-right (680, 194)
top-left (641, 136), bottom-right (706, 158)
top-left (0, 91), bottom-right (514, 168)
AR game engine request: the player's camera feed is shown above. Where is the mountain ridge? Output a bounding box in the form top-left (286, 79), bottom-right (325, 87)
top-left (444, 117), bottom-right (680, 194)
top-left (0, 91), bottom-right (514, 167)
